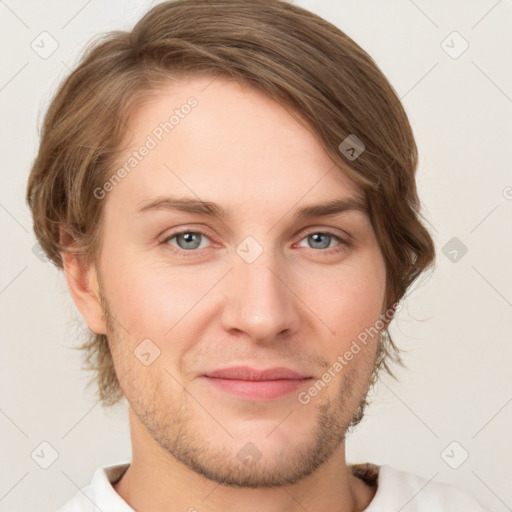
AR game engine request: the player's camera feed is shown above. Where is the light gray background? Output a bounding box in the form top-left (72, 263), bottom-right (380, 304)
top-left (1, 0), bottom-right (511, 510)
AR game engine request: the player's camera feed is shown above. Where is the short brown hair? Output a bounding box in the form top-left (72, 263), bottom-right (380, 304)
top-left (26, 0), bottom-right (435, 407)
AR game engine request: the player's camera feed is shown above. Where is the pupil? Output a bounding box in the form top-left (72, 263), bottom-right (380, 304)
top-left (180, 232), bottom-right (199, 249)
top-left (310, 233), bottom-right (329, 249)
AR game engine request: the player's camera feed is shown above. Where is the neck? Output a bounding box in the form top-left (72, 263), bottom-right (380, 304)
top-left (113, 407), bottom-right (376, 512)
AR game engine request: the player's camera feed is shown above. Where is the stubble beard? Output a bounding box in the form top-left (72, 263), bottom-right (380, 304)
top-left (101, 295), bottom-right (380, 489)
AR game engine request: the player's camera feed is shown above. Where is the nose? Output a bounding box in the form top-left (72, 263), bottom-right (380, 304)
top-left (220, 246), bottom-right (300, 344)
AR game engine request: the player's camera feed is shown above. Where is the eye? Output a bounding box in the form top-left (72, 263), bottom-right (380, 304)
top-left (161, 228), bottom-right (349, 257)
top-left (162, 230), bottom-right (212, 254)
top-left (296, 231), bottom-right (347, 254)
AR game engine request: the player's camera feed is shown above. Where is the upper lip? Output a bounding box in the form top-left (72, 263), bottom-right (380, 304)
top-left (203, 366), bottom-right (312, 381)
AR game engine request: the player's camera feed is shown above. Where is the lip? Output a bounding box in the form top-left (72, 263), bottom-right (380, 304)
top-left (201, 366), bottom-right (313, 400)
top-left (204, 365), bottom-right (310, 380)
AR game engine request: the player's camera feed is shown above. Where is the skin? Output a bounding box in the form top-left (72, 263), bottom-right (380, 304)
top-left (63, 75), bottom-right (388, 512)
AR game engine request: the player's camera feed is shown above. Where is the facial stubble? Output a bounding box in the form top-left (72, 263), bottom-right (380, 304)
top-left (100, 289), bottom-right (381, 488)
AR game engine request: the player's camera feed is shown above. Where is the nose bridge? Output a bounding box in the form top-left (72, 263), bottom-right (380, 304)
top-left (220, 235), bottom-right (299, 342)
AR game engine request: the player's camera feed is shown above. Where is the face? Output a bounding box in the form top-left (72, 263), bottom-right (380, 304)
top-left (93, 75), bottom-right (387, 487)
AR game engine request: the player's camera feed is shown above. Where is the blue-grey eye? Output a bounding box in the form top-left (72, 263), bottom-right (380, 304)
top-left (306, 232), bottom-right (336, 249)
top-left (174, 232), bottom-right (204, 250)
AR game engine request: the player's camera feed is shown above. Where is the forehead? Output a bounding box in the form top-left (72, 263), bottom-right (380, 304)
top-left (107, 75), bottom-right (364, 218)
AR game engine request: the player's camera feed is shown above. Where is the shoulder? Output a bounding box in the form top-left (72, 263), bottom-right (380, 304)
top-left (350, 463), bottom-right (487, 512)
top-left (55, 463), bottom-right (132, 512)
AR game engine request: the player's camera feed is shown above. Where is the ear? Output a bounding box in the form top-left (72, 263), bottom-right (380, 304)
top-left (60, 228), bottom-right (107, 335)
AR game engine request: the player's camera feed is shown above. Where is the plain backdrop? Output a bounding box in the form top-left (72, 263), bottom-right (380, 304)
top-left (1, 0), bottom-right (511, 510)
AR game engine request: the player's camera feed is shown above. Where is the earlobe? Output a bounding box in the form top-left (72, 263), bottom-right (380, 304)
top-left (61, 248), bottom-right (107, 335)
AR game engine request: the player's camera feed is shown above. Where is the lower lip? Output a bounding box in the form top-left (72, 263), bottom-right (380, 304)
top-left (202, 376), bottom-right (313, 400)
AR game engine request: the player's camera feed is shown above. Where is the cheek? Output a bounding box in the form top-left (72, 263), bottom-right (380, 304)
top-left (309, 253), bottom-right (386, 344)
top-left (101, 250), bottom-right (219, 344)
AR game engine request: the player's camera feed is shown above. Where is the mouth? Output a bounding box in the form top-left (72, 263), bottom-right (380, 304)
top-left (200, 366), bottom-right (314, 400)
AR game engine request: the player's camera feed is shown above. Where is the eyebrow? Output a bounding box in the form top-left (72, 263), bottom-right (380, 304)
top-left (136, 194), bottom-right (368, 220)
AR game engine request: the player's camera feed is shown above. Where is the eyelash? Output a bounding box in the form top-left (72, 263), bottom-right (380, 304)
top-left (160, 228), bottom-right (350, 258)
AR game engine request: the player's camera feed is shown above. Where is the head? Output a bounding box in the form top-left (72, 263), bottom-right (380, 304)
top-left (27, 0), bottom-right (434, 488)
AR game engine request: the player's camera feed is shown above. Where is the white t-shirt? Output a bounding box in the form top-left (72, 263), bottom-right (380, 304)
top-left (55, 461), bottom-right (487, 511)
